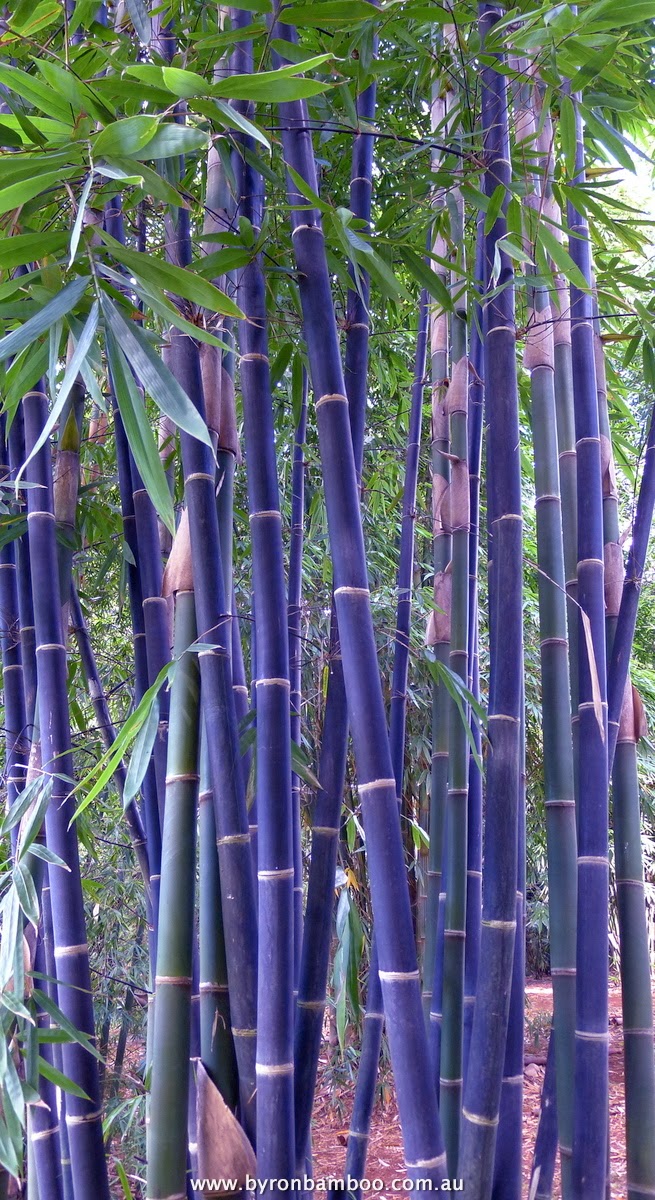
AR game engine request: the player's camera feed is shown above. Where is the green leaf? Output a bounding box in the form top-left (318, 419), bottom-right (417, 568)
top-left (280, 2), bottom-right (377, 24)
top-left (123, 694), bottom-right (160, 806)
top-left (0, 276), bottom-right (89, 363)
top-left (642, 340), bottom-right (655, 390)
top-left (401, 247), bottom-right (452, 308)
top-left (559, 94), bottom-right (577, 178)
top-left (0, 169), bottom-right (77, 218)
top-left (71, 660), bottom-right (174, 821)
top-left (94, 116), bottom-right (159, 159)
top-left (0, 232), bottom-right (67, 271)
top-left (537, 223), bottom-right (589, 292)
top-left (97, 229), bottom-right (243, 317)
top-left (100, 295), bottom-right (214, 448)
top-left (100, 158), bottom-right (186, 207)
top-left (206, 98), bottom-right (271, 150)
top-left (15, 301), bottom-right (99, 488)
top-left (34, 990), bottom-right (103, 1062)
top-left (0, 65), bottom-right (74, 125)
top-left (16, 778), bottom-right (53, 860)
top-left (212, 63), bottom-right (333, 102)
top-left (124, 0), bottom-right (152, 42)
top-left (291, 741), bottom-right (321, 792)
top-left (38, 1056), bottom-right (91, 1101)
top-left (0, 776), bottom-right (47, 836)
top-left (484, 183), bottom-right (506, 236)
top-left (105, 329), bottom-right (175, 536)
top-left (136, 124), bottom-right (209, 160)
top-left (69, 173), bottom-right (94, 267)
top-left (12, 861), bottom-right (39, 926)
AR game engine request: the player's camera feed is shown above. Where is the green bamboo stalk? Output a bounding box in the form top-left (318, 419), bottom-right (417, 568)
top-left (147, 563), bottom-right (200, 1200)
top-left (612, 682), bottom-right (655, 1200)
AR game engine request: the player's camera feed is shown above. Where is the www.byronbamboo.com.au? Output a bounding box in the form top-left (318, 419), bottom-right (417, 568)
top-left (190, 1178), bottom-right (463, 1193)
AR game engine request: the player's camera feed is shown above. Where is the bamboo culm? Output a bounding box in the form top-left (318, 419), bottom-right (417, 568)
top-left (24, 383), bottom-right (110, 1200)
top-left (567, 94), bottom-right (609, 1200)
top-left (277, 51), bottom-right (446, 1181)
top-left (459, 9), bottom-right (523, 1195)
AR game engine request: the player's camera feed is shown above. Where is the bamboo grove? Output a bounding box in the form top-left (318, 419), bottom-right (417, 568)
top-left (0, 1), bottom-right (654, 1198)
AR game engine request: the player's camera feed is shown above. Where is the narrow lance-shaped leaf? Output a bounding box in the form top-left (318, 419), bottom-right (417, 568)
top-left (0, 276), bottom-right (90, 363)
top-left (15, 300), bottom-right (99, 489)
top-left (105, 328), bottom-right (176, 534)
top-left (100, 293), bottom-right (213, 448)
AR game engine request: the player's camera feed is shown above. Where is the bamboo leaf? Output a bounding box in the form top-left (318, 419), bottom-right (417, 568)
top-left (537, 224), bottom-right (589, 292)
top-left (12, 862), bottom-right (39, 927)
top-left (291, 741), bottom-right (321, 791)
top-left (34, 990), bottom-right (103, 1061)
top-left (38, 1056), bottom-right (91, 1101)
top-left (71, 660), bottom-right (174, 821)
top-left (100, 294), bottom-right (213, 448)
top-left (212, 67), bottom-right (332, 102)
top-left (94, 116), bottom-right (159, 158)
top-left (135, 124), bottom-right (209, 160)
top-left (25, 843), bottom-right (69, 870)
top-left (0, 276), bottom-right (89, 363)
top-left (559, 94), bottom-right (577, 178)
top-left (0, 168), bottom-right (77, 217)
top-left (97, 229), bottom-right (243, 317)
top-left (16, 778), bottom-right (53, 859)
top-left (105, 329), bottom-right (176, 535)
top-left (0, 64), bottom-right (73, 124)
top-left (69, 173), bottom-right (94, 267)
top-left (0, 231), bottom-right (67, 271)
top-left (16, 300), bottom-right (99, 489)
top-left (124, 0), bottom-right (152, 42)
top-left (0, 777), bottom-right (47, 836)
top-left (209, 98), bottom-right (271, 150)
top-left (281, 1), bottom-right (377, 22)
top-left (123, 694), bottom-right (160, 806)
top-left (401, 247), bottom-right (452, 307)
top-left (484, 183), bottom-right (506, 235)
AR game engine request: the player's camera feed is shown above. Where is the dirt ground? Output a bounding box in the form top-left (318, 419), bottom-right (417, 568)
top-left (311, 980), bottom-right (628, 1199)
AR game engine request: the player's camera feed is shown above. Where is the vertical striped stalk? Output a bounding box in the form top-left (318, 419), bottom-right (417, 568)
top-left (0, 419), bottom-right (29, 838)
top-left (423, 87), bottom-right (451, 1028)
top-left (7, 409), bottom-right (37, 733)
top-left (172, 322), bottom-right (258, 1145)
top-left (288, 374), bottom-right (308, 990)
top-left (277, 65), bottom-right (446, 1184)
top-left (147, 573), bottom-right (200, 1200)
top-left (440, 355), bottom-right (469, 1175)
top-left (492, 692), bottom-right (525, 1200)
top-left (567, 95), bottom-right (609, 1200)
top-left (459, 9), bottom-right (523, 1195)
top-left (530, 1027), bottom-right (559, 1200)
top-left (235, 93), bottom-right (295, 1183)
top-left (347, 290), bottom-right (429, 1190)
top-left (23, 383), bottom-right (110, 1200)
top-left (30, 920), bottom-right (64, 1200)
top-left (595, 311), bottom-right (622, 663)
top-left (526, 296), bottom-right (578, 1193)
top-left (295, 49), bottom-right (377, 1169)
top-left (612, 683), bottom-right (655, 1200)
top-left (607, 400), bottom-right (655, 769)
top-left (463, 223), bottom-right (485, 1085)
top-left (41, 864), bottom-right (74, 1200)
top-left (294, 614), bottom-right (349, 1168)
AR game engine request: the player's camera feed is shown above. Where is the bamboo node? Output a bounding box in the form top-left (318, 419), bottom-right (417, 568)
top-left (54, 943), bottom-right (88, 957)
top-left (407, 1154), bottom-right (448, 1170)
top-left (66, 1109), bottom-right (102, 1125)
top-left (364, 1010), bottom-right (384, 1020)
top-left (31, 1126), bottom-right (59, 1141)
top-left (240, 352), bottom-right (269, 364)
top-left (378, 969), bottom-right (420, 983)
top-left (165, 772), bottom-right (200, 784)
top-left (250, 509), bottom-right (282, 522)
top-left (256, 1061), bottom-right (294, 1076)
top-left (316, 393), bottom-right (348, 408)
top-left (312, 826), bottom-right (338, 836)
top-left (577, 855), bottom-right (608, 867)
top-left (575, 1029), bottom-right (609, 1042)
top-left (623, 1026), bottom-right (654, 1035)
top-left (358, 777), bottom-right (396, 795)
top-left (217, 833), bottom-right (250, 846)
top-left (37, 643), bottom-right (67, 653)
top-left (255, 677), bottom-right (291, 689)
top-left (232, 1028), bottom-right (257, 1038)
top-left (335, 585), bottom-right (370, 598)
top-left (155, 975), bottom-right (193, 987)
top-left (439, 1077), bottom-right (463, 1087)
top-left (348, 1130), bottom-right (368, 1140)
top-left (186, 472), bottom-right (215, 484)
top-left (258, 867), bottom-right (295, 880)
top-left (462, 1108), bottom-right (499, 1128)
top-left (199, 983), bottom-right (229, 994)
top-left (481, 919), bottom-right (516, 931)
top-left (297, 999), bottom-right (324, 1011)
